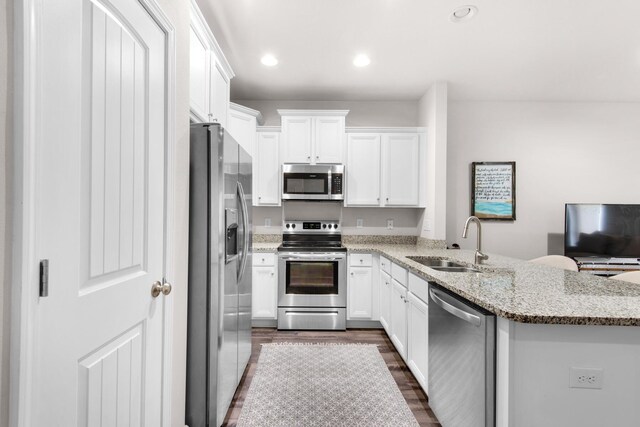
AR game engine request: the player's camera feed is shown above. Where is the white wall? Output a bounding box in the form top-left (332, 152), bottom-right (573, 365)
top-left (253, 204), bottom-right (422, 236)
top-left (235, 99), bottom-right (419, 127)
top-left (447, 101), bottom-right (640, 260)
top-left (1, 0), bottom-right (12, 426)
top-left (418, 82), bottom-right (447, 240)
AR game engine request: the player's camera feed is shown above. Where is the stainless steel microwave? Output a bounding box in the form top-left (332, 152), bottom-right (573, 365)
top-left (282, 164), bottom-right (344, 201)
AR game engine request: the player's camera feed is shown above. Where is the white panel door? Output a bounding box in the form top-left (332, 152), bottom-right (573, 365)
top-left (390, 280), bottom-right (408, 360)
top-left (252, 266), bottom-right (277, 319)
top-left (379, 270), bottom-right (392, 333)
top-left (382, 134), bottom-right (420, 206)
top-left (348, 267), bottom-right (373, 319)
top-left (33, 0), bottom-right (167, 425)
top-left (407, 292), bottom-right (429, 393)
top-left (189, 25), bottom-right (208, 122)
top-left (346, 134), bottom-right (381, 206)
top-left (314, 116), bottom-right (344, 163)
top-left (255, 132), bottom-right (281, 206)
top-left (281, 116), bottom-right (312, 163)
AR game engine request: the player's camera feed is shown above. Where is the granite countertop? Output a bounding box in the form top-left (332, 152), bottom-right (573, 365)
top-left (345, 243), bottom-right (640, 326)
top-left (253, 242), bottom-right (281, 252)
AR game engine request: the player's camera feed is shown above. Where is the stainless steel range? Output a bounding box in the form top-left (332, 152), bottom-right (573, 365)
top-left (277, 220), bottom-right (347, 330)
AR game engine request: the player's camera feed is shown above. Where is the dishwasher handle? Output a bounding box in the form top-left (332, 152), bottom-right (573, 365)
top-left (429, 288), bottom-right (481, 327)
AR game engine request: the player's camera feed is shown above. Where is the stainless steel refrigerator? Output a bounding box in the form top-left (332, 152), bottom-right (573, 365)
top-left (187, 123), bottom-right (252, 427)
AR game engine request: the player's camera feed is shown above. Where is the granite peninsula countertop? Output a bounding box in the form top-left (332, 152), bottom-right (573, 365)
top-left (345, 243), bottom-right (640, 327)
top-left (253, 242), bottom-right (281, 252)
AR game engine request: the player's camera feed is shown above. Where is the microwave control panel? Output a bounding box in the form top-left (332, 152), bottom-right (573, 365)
top-left (331, 174), bottom-right (343, 195)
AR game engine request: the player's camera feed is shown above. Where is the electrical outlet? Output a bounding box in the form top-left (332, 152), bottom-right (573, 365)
top-left (424, 219), bottom-right (432, 231)
top-left (265, 218), bottom-right (271, 227)
top-left (356, 218), bottom-right (364, 228)
top-left (570, 367), bottom-right (603, 389)
top-left (387, 219), bottom-right (394, 229)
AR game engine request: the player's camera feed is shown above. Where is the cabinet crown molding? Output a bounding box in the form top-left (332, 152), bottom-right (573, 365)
top-left (277, 109), bottom-right (350, 117)
top-left (230, 102), bottom-right (265, 125)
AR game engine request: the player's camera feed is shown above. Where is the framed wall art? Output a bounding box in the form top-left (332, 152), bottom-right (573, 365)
top-left (471, 161), bottom-right (516, 221)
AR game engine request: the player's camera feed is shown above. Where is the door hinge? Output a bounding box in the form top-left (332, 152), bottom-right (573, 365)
top-left (39, 259), bottom-right (49, 297)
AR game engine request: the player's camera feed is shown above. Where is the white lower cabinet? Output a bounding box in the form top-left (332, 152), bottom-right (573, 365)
top-left (347, 253), bottom-right (378, 320)
top-left (390, 279), bottom-right (408, 360)
top-left (252, 253), bottom-right (277, 319)
top-left (407, 292), bottom-right (428, 392)
top-left (379, 270), bottom-right (392, 333)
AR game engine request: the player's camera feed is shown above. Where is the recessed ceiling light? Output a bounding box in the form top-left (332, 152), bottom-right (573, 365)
top-left (449, 5), bottom-right (478, 23)
top-left (261, 54), bottom-right (278, 67)
top-left (353, 54), bottom-right (371, 67)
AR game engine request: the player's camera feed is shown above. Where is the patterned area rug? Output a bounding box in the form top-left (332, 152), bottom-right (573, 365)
top-left (237, 343), bottom-right (419, 426)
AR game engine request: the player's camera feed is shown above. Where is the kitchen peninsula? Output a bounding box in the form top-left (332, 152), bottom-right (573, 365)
top-left (347, 241), bottom-right (640, 427)
top-left (254, 237), bottom-right (640, 426)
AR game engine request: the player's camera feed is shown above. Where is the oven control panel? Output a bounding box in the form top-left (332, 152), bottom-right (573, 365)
top-left (283, 220), bottom-right (341, 233)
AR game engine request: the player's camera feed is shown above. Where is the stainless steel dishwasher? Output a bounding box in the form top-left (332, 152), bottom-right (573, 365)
top-left (428, 283), bottom-right (496, 427)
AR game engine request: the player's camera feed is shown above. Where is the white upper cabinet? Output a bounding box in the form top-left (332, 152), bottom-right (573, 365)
top-left (382, 134), bottom-right (420, 206)
top-left (189, 26), bottom-right (209, 120)
top-left (279, 110), bottom-right (348, 164)
top-left (281, 116), bottom-right (313, 163)
top-left (346, 130), bottom-right (425, 207)
top-left (255, 130), bottom-right (281, 206)
top-left (346, 134), bottom-right (381, 206)
top-left (228, 103), bottom-right (262, 157)
top-left (189, 0), bottom-right (234, 125)
top-left (314, 117), bottom-right (344, 163)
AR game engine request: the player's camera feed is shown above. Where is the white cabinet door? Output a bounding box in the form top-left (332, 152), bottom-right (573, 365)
top-left (346, 134), bottom-right (381, 206)
top-left (382, 134), bottom-right (420, 206)
top-left (314, 116), bottom-right (344, 163)
top-left (255, 132), bottom-right (281, 206)
top-left (189, 26), bottom-right (208, 121)
top-left (281, 116), bottom-right (312, 163)
top-left (228, 109), bottom-right (256, 157)
top-left (252, 265), bottom-right (277, 319)
top-left (348, 266), bottom-right (373, 319)
top-left (390, 280), bottom-right (408, 360)
top-left (407, 292), bottom-right (428, 393)
top-left (210, 59), bottom-right (230, 128)
top-left (379, 270), bottom-right (392, 333)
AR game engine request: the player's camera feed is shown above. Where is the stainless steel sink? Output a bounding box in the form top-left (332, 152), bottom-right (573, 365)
top-left (406, 256), bottom-right (482, 273)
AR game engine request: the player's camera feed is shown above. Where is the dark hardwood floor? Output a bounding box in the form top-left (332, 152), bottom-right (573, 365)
top-left (222, 328), bottom-right (442, 426)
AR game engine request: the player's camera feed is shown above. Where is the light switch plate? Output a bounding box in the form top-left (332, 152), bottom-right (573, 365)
top-left (265, 218), bottom-right (271, 227)
top-left (387, 219), bottom-right (394, 229)
top-left (356, 219), bottom-right (363, 228)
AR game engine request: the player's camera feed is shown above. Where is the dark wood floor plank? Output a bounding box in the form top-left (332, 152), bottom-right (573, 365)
top-left (222, 328), bottom-right (441, 427)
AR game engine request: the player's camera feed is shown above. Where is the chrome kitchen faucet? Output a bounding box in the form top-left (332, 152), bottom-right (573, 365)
top-left (462, 216), bottom-right (489, 265)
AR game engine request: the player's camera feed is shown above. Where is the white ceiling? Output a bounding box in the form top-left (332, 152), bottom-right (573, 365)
top-left (196, 0), bottom-right (640, 102)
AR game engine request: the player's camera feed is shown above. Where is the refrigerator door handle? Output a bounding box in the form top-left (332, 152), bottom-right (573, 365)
top-left (237, 181), bottom-right (249, 282)
top-left (429, 288), bottom-right (481, 327)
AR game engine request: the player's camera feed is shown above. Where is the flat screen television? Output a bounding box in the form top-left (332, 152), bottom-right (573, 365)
top-left (565, 204), bottom-right (640, 259)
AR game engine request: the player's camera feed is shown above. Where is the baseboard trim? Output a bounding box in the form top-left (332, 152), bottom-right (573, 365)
top-left (346, 320), bottom-right (383, 329)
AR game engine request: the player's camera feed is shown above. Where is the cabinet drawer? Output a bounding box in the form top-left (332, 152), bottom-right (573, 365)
top-left (380, 256), bottom-right (391, 274)
top-left (350, 253), bottom-right (372, 267)
top-left (391, 262), bottom-right (407, 286)
top-left (408, 272), bottom-right (429, 304)
top-left (253, 253), bottom-right (276, 267)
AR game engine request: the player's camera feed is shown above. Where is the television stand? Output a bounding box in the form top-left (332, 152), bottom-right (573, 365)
top-left (575, 257), bottom-right (640, 277)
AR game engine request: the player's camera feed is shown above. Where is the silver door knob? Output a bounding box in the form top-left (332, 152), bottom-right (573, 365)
top-left (162, 282), bottom-right (172, 296)
top-left (152, 281), bottom-right (172, 298)
top-left (151, 281), bottom-right (163, 298)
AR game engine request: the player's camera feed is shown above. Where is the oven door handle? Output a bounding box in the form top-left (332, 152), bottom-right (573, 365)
top-left (280, 255), bottom-right (345, 261)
